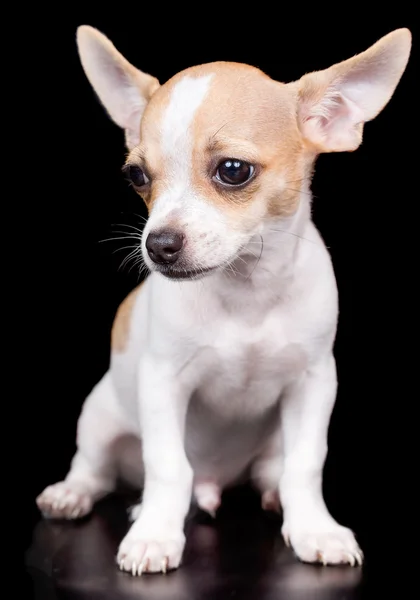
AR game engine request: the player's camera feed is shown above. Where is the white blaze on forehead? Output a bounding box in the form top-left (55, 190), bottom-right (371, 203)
top-left (146, 73), bottom-right (216, 229)
top-left (160, 74), bottom-right (213, 177)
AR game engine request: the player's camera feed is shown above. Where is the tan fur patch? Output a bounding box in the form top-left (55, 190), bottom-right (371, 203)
top-left (187, 62), bottom-right (307, 218)
top-left (111, 282), bottom-right (144, 353)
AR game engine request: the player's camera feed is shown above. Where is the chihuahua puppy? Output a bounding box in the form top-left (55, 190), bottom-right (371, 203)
top-left (37, 26), bottom-right (411, 575)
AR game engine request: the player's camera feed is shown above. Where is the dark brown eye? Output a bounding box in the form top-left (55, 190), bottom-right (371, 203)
top-left (125, 165), bottom-right (150, 187)
top-left (215, 160), bottom-right (254, 186)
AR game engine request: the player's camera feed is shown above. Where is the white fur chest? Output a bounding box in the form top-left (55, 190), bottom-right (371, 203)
top-left (194, 304), bottom-right (308, 418)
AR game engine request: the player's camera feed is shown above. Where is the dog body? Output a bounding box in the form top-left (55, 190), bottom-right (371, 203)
top-left (108, 204), bottom-right (335, 492)
top-left (37, 26), bottom-right (411, 574)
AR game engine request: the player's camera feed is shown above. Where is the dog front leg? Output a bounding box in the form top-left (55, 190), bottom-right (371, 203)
top-left (117, 356), bottom-right (193, 575)
top-left (279, 354), bottom-right (363, 566)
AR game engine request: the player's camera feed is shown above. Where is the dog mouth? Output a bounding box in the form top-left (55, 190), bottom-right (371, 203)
top-left (157, 265), bottom-right (217, 281)
top-left (154, 248), bottom-right (248, 281)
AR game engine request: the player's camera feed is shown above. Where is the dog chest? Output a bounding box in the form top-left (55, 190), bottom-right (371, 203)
top-left (196, 315), bottom-right (307, 415)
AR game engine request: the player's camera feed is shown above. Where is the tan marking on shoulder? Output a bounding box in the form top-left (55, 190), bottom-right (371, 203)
top-left (111, 281), bottom-right (145, 353)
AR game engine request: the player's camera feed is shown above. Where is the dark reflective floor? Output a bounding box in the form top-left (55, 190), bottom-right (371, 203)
top-left (25, 486), bottom-right (368, 599)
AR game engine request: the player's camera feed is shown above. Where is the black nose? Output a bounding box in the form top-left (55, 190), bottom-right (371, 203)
top-left (146, 230), bottom-right (184, 265)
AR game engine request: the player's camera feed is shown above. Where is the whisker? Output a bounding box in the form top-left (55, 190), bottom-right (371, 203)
top-left (269, 228), bottom-right (318, 245)
top-left (127, 256), bottom-right (143, 275)
top-left (245, 235), bottom-right (264, 282)
top-left (112, 244), bottom-right (140, 254)
top-left (236, 255), bottom-right (249, 266)
top-left (137, 263), bottom-right (149, 282)
top-left (226, 262), bottom-right (240, 277)
top-left (119, 247), bottom-right (142, 271)
top-left (119, 255), bottom-right (138, 272)
top-left (138, 261), bottom-right (148, 275)
top-left (284, 187), bottom-right (313, 197)
top-left (109, 229), bottom-right (142, 236)
top-left (237, 244), bottom-right (261, 261)
top-left (99, 235), bottom-right (141, 244)
top-left (111, 223), bottom-right (144, 235)
top-left (284, 176), bottom-right (311, 185)
top-left (221, 253), bottom-right (244, 278)
top-left (211, 121), bottom-right (231, 140)
top-left (132, 212), bottom-right (148, 223)
top-left (246, 241), bottom-right (278, 250)
top-left (244, 249), bottom-right (260, 260)
top-left (109, 233), bottom-right (142, 242)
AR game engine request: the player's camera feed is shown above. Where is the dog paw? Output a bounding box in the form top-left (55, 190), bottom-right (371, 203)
top-left (282, 523), bottom-right (363, 566)
top-left (117, 532), bottom-right (185, 575)
top-left (194, 481), bottom-right (221, 517)
top-left (36, 482), bottom-right (93, 520)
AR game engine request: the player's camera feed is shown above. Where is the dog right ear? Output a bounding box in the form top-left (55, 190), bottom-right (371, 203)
top-left (76, 26), bottom-right (160, 150)
top-left (296, 28), bottom-right (411, 153)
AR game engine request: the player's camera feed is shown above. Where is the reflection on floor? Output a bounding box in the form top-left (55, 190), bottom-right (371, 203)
top-left (26, 485), bottom-right (366, 600)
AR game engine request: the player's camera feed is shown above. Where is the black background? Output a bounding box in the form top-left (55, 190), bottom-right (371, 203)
top-left (23, 7), bottom-right (416, 573)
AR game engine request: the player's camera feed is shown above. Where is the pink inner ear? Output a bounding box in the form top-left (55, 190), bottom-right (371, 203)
top-left (301, 87), bottom-right (364, 152)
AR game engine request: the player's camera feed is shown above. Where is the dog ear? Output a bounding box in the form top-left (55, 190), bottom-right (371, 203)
top-left (296, 29), bottom-right (411, 153)
top-left (76, 26), bottom-right (160, 150)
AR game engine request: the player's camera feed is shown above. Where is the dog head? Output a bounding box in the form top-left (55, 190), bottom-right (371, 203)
top-left (77, 26), bottom-right (411, 280)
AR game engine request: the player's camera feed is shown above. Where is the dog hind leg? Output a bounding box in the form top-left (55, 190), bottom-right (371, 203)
top-left (36, 372), bottom-right (126, 519)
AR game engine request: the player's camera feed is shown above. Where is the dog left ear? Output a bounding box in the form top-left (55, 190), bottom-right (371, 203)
top-left (76, 26), bottom-right (160, 150)
top-left (296, 28), bottom-right (411, 153)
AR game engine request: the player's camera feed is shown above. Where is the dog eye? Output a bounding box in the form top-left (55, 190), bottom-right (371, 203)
top-left (125, 165), bottom-right (150, 187)
top-left (215, 160), bottom-right (255, 186)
